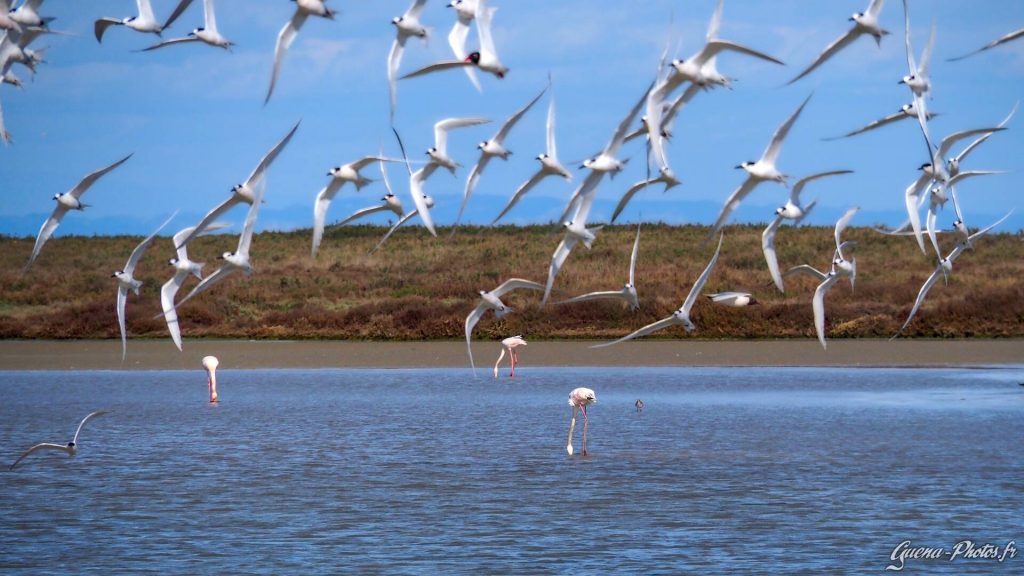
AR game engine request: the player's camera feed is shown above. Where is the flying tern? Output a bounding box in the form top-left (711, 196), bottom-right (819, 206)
top-left (708, 93), bottom-right (812, 239)
top-left (265, 0), bottom-right (336, 105)
top-left (609, 168), bottom-right (681, 224)
top-left (445, 0), bottom-right (481, 91)
top-left (311, 154), bottom-right (404, 258)
top-left (25, 153), bottom-right (133, 272)
top-left (557, 84), bottom-right (650, 226)
top-left (10, 410), bottom-right (110, 470)
top-left (177, 121), bottom-right (299, 249)
top-left (493, 89), bottom-right (572, 224)
top-left (557, 223), bottom-right (642, 311)
top-left (665, 0), bottom-right (783, 90)
top-left (387, 0), bottom-right (429, 121)
top-left (160, 221), bottom-right (229, 351)
top-left (95, 0), bottom-right (163, 42)
top-left (592, 234), bottom-right (724, 347)
top-left (425, 116), bottom-right (491, 175)
top-left (141, 0), bottom-right (233, 51)
top-left (788, 0), bottom-right (889, 84)
top-left (544, 170), bottom-right (605, 305)
top-left (370, 191), bottom-right (434, 254)
top-left (402, 0), bottom-right (507, 83)
top-left (763, 169), bottom-right (853, 292)
top-left (903, 126), bottom-right (1006, 254)
top-left (823, 103), bottom-right (937, 140)
top-left (893, 211), bottom-right (1012, 338)
top-left (785, 207), bottom-right (859, 349)
top-left (174, 177), bottom-right (265, 309)
top-left (901, 0), bottom-right (936, 162)
top-left (924, 171), bottom-right (1004, 262)
top-left (706, 292), bottom-right (758, 307)
top-left (114, 212), bottom-right (176, 361)
top-left (948, 26), bottom-right (1024, 62)
top-left (465, 278), bottom-right (544, 375)
top-left (454, 86), bottom-right (546, 231)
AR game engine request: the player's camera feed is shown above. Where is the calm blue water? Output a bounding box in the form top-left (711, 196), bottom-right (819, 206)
top-left (1, 366), bottom-right (1022, 574)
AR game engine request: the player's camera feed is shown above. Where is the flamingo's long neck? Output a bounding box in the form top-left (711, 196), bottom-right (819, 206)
top-left (493, 348), bottom-right (507, 378)
top-left (208, 371), bottom-right (218, 403)
top-left (567, 405), bottom-right (578, 455)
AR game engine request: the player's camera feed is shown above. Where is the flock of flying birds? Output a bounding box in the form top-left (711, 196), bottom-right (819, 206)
top-left (7, 0), bottom-right (1023, 375)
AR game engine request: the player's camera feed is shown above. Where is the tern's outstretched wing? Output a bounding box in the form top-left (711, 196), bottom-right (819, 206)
top-left (591, 315), bottom-right (680, 348)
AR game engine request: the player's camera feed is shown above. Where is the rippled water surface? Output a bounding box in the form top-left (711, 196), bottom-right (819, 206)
top-left (2, 366), bottom-right (1022, 574)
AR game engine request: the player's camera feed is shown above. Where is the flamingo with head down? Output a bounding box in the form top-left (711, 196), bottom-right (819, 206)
top-left (567, 387), bottom-right (596, 456)
top-left (493, 335), bottom-right (526, 378)
top-left (203, 355), bottom-right (219, 403)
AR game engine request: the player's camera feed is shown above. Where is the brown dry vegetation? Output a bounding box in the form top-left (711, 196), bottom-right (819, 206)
top-left (1, 222), bottom-right (1023, 342)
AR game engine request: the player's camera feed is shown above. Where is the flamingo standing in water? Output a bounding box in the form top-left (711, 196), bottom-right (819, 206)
top-left (567, 387), bottom-right (596, 456)
top-left (203, 355), bottom-right (219, 403)
top-left (493, 335), bottom-right (527, 378)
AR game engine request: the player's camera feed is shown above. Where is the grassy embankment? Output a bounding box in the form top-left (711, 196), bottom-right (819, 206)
top-left (1, 223), bottom-right (1022, 341)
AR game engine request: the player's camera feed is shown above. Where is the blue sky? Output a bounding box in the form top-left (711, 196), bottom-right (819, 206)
top-left (1, 0), bottom-right (1022, 237)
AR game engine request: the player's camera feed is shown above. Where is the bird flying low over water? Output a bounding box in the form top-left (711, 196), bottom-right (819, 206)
top-left (177, 121), bottom-right (300, 249)
top-left (25, 153), bottom-right (134, 272)
top-left (593, 234), bottom-right (724, 348)
top-left (788, 0), bottom-right (889, 84)
top-left (402, 0), bottom-right (507, 84)
top-left (465, 278), bottom-right (544, 375)
top-left (141, 0), bottom-right (233, 52)
top-left (10, 410), bottom-right (110, 470)
top-left (265, 0), bottom-right (336, 105)
top-left (708, 93), bottom-right (812, 240)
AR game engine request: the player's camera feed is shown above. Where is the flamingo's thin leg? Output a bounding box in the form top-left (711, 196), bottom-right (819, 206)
top-left (567, 406), bottom-right (578, 455)
top-left (581, 405), bottom-right (589, 456)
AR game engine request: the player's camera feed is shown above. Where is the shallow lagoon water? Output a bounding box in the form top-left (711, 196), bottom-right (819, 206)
top-left (1, 366), bottom-right (1022, 574)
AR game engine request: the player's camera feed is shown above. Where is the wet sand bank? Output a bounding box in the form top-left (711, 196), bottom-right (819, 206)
top-left (0, 339), bottom-right (1021, 370)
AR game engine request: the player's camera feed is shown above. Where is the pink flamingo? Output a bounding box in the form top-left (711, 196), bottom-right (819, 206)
top-left (567, 387), bottom-right (596, 456)
top-left (494, 335), bottom-right (527, 378)
top-left (202, 355), bottom-right (219, 403)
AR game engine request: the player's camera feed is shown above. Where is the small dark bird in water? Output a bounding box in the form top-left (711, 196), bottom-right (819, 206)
top-left (635, 399), bottom-right (645, 412)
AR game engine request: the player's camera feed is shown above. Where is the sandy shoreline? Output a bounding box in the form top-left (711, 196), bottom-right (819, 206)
top-left (0, 339), bottom-right (1021, 370)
